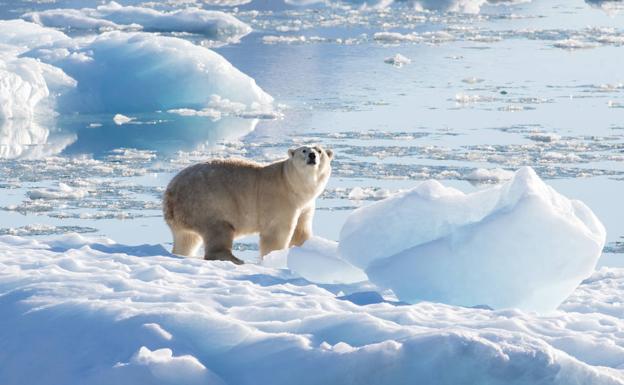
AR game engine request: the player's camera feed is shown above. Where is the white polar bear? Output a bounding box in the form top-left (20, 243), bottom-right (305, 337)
top-left (163, 145), bottom-right (333, 264)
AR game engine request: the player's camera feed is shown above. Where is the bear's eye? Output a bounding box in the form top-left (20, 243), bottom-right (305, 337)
top-left (303, 149), bottom-right (307, 153)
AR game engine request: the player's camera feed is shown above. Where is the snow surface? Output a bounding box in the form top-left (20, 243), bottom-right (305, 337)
top-left (1, 233), bottom-right (624, 384)
top-left (263, 236), bottom-right (367, 284)
top-left (23, 2), bottom-right (252, 44)
top-left (339, 167), bottom-right (606, 312)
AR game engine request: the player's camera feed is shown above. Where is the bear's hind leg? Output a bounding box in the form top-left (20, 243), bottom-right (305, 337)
top-left (202, 222), bottom-right (244, 265)
top-left (172, 228), bottom-right (202, 256)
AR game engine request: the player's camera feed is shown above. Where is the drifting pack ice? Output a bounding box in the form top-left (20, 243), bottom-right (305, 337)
top-left (339, 167), bottom-right (606, 312)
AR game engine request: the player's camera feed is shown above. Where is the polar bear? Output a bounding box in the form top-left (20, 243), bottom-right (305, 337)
top-left (163, 145), bottom-right (333, 264)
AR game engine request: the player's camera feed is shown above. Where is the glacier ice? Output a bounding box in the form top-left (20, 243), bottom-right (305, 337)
top-left (24, 2), bottom-right (252, 44)
top-left (339, 167), bottom-right (606, 312)
top-left (26, 31), bottom-right (273, 114)
top-left (0, 20), bottom-right (272, 135)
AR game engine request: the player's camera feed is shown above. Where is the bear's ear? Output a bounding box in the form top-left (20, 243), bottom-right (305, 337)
top-left (288, 148), bottom-right (295, 158)
top-left (326, 149), bottom-right (334, 160)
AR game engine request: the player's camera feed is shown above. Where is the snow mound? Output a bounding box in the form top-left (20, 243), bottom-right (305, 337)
top-left (23, 2), bottom-right (252, 44)
top-left (339, 167), bottom-right (606, 312)
top-left (263, 236), bottom-right (367, 284)
top-left (1, 234), bottom-right (623, 384)
top-left (113, 346), bottom-right (224, 385)
top-left (27, 31), bottom-right (273, 114)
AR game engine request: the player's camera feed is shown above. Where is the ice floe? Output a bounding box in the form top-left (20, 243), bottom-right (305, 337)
top-left (383, 53), bottom-right (411, 67)
top-left (339, 167), bottom-right (606, 311)
top-left (23, 2), bottom-right (252, 44)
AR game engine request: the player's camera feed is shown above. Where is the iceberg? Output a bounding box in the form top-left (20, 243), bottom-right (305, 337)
top-left (23, 2), bottom-right (252, 44)
top-left (27, 31), bottom-right (274, 114)
top-left (339, 167), bottom-right (606, 312)
top-left (0, 21), bottom-right (75, 122)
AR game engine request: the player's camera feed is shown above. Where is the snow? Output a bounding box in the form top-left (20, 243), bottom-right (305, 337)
top-left (1, 233), bottom-right (624, 384)
top-left (263, 236), bottom-right (367, 284)
top-left (23, 2), bottom-right (252, 44)
top-left (339, 167), bottom-right (606, 312)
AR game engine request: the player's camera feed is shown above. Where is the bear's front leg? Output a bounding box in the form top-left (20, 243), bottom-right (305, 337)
top-left (259, 214), bottom-right (298, 257)
top-left (289, 205), bottom-right (314, 247)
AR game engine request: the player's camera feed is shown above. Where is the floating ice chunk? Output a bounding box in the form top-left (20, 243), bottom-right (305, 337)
top-left (339, 167), bottom-right (606, 312)
top-left (24, 2), bottom-right (252, 44)
top-left (348, 186), bottom-right (391, 200)
top-left (23, 9), bottom-right (125, 31)
top-left (411, 0), bottom-right (529, 13)
top-left (411, 0), bottom-right (487, 13)
top-left (383, 54), bottom-right (411, 67)
top-left (27, 182), bottom-right (89, 200)
top-left (262, 35), bottom-right (309, 44)
top-left (373, 32), bottom-right (422, 43)
top-left (455, 93), bottom-right (483, 103)
top-left (463, 168), bottom-right (514, 182)
top-left (0, 53), bottom-right (76, 121)
top-left (167, 95), bottom-right (282, 121)
top-left (553, 39), bottom-right (598, 49)
top-left (113, 113), bottom-right (135, 125)
top-left (264, 237), bottom-right (367, 284)
top-left (462, 77), bottom-right (483, 84)
top-left (586, 0), bottom-right (624, 14)
top-left (528, 132), bottom-right (561, 142)
top-left (27, 32), bottom-right (273, 114)
top-left (0, 19), bottom-right (69, 52)
top-left (168, 108), bottom-right (223, 120)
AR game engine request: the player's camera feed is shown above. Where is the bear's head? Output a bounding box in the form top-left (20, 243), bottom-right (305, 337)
top-left (288, 145), bottom-right (333, 171)
top-left (287, 145), bottom-right (334, 195)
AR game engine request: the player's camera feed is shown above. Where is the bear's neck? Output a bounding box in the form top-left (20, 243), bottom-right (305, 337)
top-left (282, 161), bottom-right (327, 204)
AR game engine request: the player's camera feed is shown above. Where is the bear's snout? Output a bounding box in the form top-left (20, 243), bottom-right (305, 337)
top-left (307, 152), bottom-right (317, 165)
